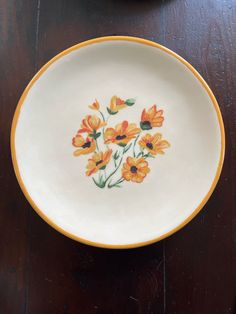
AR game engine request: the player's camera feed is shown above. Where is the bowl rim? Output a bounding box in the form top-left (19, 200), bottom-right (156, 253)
top-left (10, 36), bottom-right (225, 249)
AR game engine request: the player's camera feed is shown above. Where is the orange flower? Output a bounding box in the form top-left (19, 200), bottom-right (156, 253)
top-left (139, 133), bottom-right (170, 155)
top-left (78, 115), bottom-right (106, 134)
top-left (104, 121), bottom-right (140, 146)
top-left (86, 149), bottom-right (112, 176)
top-left (72, 134), bottom-right (96, 156)
top-left (89, 99), bottom-right (100, 110)
top-left (108, 96), bottom-right (136, 114)
top-left (140, 105), bottom-right (164, 130)
top-left (122, 157), bottom-right (150, 183)
top-left (108, 95), bottom-right (126, 114)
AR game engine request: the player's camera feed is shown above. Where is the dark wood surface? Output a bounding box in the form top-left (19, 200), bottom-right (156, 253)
top-left (0, 0), bottom-right (235, 313)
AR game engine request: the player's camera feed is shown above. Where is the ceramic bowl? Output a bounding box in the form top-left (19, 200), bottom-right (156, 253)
top-left (11, 36), bottom-right (225, 248)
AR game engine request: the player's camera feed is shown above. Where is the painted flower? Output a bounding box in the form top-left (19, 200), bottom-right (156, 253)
top-left (122, 157), bottom-right (150, 183)
top-left (108, 96), bottom-right (136, 114)
top-left (72, 95), bottom-right (170, 189)
top-left (139, 133), bottom-right (170, 155)
top-left (104, 121), bottom-right (141, 146)
top-left (140, 105), bottom-right (164, 130)
top-left (86, 149), bottom-right (112, 176)
top-left (108, 95), bottom-right (126, 114)
top-left (78, 115), bottom-right (106, 134)
top-left (72, 134), bottom-right (96, 156)
top-left (89, 99), bottom-right (100, 110)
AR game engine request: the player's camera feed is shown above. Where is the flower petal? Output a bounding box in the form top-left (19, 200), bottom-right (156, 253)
top-left (103, 149), bottom-right (113, 163)
top-left (148, 105), bottom-right (157, 118)
top-left (152, 133), bottom-right (162, 143)
top-left (141, 109), bottom-right (146, 122)
top-left (73, 149), bottom-right (83, 156)
top-left (156, 109), bottom-right (163, 117)
top-left (121, 121), bottom-right (129, 133)
top-left (131, 174), bottom-right (144, 183)
top-left (72, 134), bottom-right (85, 147)
top-left (104, 128), bottom-right (116, 143)
top-left (89, 99), bottom-right (100, 110)
top-left (122, 170), bottom-right (132, 181)
top-left (126, 157), bottom-right (136, 166)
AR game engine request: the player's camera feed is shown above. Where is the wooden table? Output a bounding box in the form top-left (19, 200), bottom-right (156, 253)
top-left (0, 0), bottom-right (235, 313)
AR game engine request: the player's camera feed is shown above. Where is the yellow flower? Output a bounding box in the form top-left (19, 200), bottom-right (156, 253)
top-left (86, 149), bottom-right (112, 176)
top-left (89, 99), bottom-right (100, 110)
top-left (140, 105), bottom-right (164, 130)
top-left (78, 115), bottom-right (106, 134)
top-left (72, 134), bottom-right (96, 156)
top-left (108, 95), bottom-right (126, 114)
top-left (139, 133), bottom-right (170, 155)
top-left (122, 157), bottom-right (150, 183)
top-left (104, 121), bottom-right (140, 146)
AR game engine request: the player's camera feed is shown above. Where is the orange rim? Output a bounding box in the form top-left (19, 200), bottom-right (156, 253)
top-left (11, 36), bottom-right (225, 249)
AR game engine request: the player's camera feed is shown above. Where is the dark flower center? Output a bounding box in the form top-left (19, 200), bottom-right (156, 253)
top-left (96, 160), bottom-right (103, 166)
top-left (130, 166), bottom-right (138, 174)
top-left (116, 134), bottom-right (127, 140)
top-left (82, 141), bottom-right (91, 149)
top-left (146, 142), bottom-right (153, 149)
top-left (142, 121), bottom-right (151, 128)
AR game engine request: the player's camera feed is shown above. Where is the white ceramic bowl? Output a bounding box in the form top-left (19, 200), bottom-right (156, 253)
top-left (11, 36), bottom-right (225, 248)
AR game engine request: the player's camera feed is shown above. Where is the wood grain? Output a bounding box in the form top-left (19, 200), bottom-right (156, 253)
top-left (161, 1), bottom-right (236, 313)
top-left (0, 0), bottom-right (235, 313)
top-left (0, 0), bottom-right (38, 313)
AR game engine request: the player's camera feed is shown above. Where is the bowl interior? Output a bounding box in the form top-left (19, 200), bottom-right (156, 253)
top-left (13, 39), bottom-right (223, 247)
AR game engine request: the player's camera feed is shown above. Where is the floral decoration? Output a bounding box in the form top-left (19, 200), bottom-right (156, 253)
top-left (72, 96), bottom-right (170, 188)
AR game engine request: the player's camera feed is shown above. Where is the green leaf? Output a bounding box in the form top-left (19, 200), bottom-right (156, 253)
top-left (98, 172), bottom-right (103, 183)
top-left (114, 184), bottom-right (122, 188)
top-left (136, 151), bottom-right (143, 158)
top-left (108, 182), bottom-right (122, 188)
top-left (140, 122), bottom-right (152, 130)
top-left (113, 151), bottom-right (120, 160)
top-left (116, 179), bottom-right (125, 185)
top-left (118, 143), bottom-right (127, 147)
top-left (92, 177), bottom-right (105, 188)
top-left (143, 153), bottom-right (155, 158)
top-left (124, 143), bottom-right (132, 153)
top-left (94, 132), bottom-right (101, 140)
top-left (89, 132), bottom-right (101, 140)
top-left (125, 98), bottom-right (136, 106)
top-left (100, 165), bottom-right (106, 170)
top-left (107, 107), bottom-right (118, 115)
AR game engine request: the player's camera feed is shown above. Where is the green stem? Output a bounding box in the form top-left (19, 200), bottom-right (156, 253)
top-left (108, 177), bottom-right (125, 188)
top-left (104, 149), bottom-right (124, 185)
top-left (92, 177), bottom-right (105, 188)
top-left (99, 110), bottom-right (105, 122)
top-left (143, 152), bottom-right (154, 159)
top-left (136, 150), bottom-right (143, 158)
top-left (95, 138), bottom-right (99, 152)
top-left (99, 110), bottom-right (109, 148)
top-left (113, 151), bottom-right (118, 167)
top-left (133, 134), bottom-right (140, 157)
top-left (107, 142), bottom-right (133, 187)
top-left (103, 168), bottom-right (107, 180)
